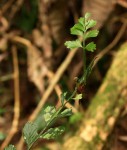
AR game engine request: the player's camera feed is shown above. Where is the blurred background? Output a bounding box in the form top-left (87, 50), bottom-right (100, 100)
top-left (0, 0), bottom-right (127, 149)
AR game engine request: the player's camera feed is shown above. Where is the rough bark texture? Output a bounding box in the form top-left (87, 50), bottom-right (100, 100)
top-left (63, 42), bottom-right (127, 150)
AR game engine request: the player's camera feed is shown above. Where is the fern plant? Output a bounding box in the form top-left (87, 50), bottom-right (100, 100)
top-left (5, 12), bottom-right (99, 150)
top-left (65, 12), bottom-right (99, 84)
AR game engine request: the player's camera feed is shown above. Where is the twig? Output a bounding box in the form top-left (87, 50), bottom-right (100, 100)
top-left (9, 0), bottom-right (24, 20)
top-left (12, 36), bottom-right (31, 47)
top-left (0, 16), bottom-right (9, 33)
top-left (92, 20), bottom-right (127, 68)
top-left (1, 46), bottom-right (20, 150)
top-left (1, 0), bottom-right (15, 14)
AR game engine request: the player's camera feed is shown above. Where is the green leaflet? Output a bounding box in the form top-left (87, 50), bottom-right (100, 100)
top-left (73, 94), bottom-right (83, 100)
top-left (85, 20), bottom-right (97, 30)
top-left (85, 12), bottom-right (91, 20)
top-left (78, 17), bottom-right (85, 27)
top-left (41, 126), bottom-right (65, 140)
top-left (60, 92), bottom-right (67, 106)
top-left (65, 40), bottom-right (82, 49)
top-left (85, 42), bottom-right (96, 52)
top-left (59, 108), bottom-right (72, 117)
top-left (23, 122), bottom-right (39, 150)
top-left (71, 24), bottom-right (84, 35)
top-left (43, 106), bottom-right (56, 124)
top-left (84, 30), bottom-right (99, 39)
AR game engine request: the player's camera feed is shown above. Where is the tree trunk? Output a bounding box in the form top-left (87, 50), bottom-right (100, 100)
top-left (63, 42), bottom-right (127, 150)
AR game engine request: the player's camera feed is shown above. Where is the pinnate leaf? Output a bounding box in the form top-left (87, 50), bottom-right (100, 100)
top-left (59, 108), bottom-right (72, 117)
top-left (71, 23), bottom-right (84, 35)
top-left (43, 106), bottom-right (56, 124)
top-left (73, 94), bottom-right (83, 100)
top-left (86, 20), bottom-right (97, 30)
top-left (41, 126), bottom-right (65, 140)
top-left (65, 40), bottom-right (82, 49)
top-left (44, 106), bottom-right (56, 113)
top-left (85, 30), bottom-right (99, 39)
top-left (85, 12), bottom-right (91, 20)
top-left (60, 92), bottom-right (67, 105)
top-left (74, 23), bottom-right (84, 31)
top-left (23, 122), bottom-right (39, 149)
top-left (4, 145), bottom-right (16, 150)
top-left (85, 42), bottom-right (96, 52)
top-left (78, 17), bottom-right (85, 27)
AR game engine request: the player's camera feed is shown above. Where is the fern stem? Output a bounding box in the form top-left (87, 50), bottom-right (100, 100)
top-left (83, 31), bottom-right (86, 73)
top-left (83, 46), bottom-right (86, 72)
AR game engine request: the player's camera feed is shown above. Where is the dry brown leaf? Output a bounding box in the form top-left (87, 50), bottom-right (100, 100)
top-left (119, 135), bottom-right (127, 141)
top-left (32, 29), bottom-right (52, 59)
top-left (48, 0), bottom-right (69, 44)
top-left (27, 44), bottom-right (48, 93)
top-left (0, 16), bottom-right (9, 33)
top-left (38, 0), bottom-right (53, 59)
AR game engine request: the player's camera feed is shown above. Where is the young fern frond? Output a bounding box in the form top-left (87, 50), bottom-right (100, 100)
top-left (65, 13), bottom-right (99, 52)
top-left (65, 12), bottom-right (99, 84)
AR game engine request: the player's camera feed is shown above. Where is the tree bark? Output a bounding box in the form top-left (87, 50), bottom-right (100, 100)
top-left (63, 42), bottom-right (127, 150)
